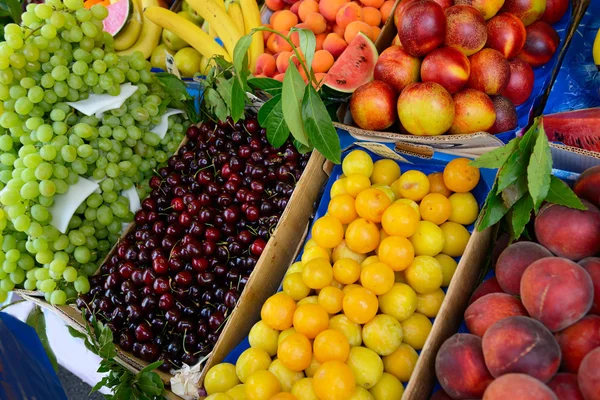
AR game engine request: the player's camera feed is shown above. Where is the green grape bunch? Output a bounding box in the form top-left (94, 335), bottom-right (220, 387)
top-left (0, 0), bottom-right (190, 306)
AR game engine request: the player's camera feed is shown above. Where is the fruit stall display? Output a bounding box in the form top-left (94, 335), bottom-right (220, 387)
top-left (195, 148), bottom-right (491, 399)
top-left (0, 0), bottom-right (195, 305)
top-left (346, 0), bottom-right (573, 139)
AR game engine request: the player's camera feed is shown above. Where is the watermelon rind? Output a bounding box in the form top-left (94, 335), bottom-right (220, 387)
top-left (323, 32), bottom-right (378, 94)
top-left (103, 0), bottom-right (133, 36)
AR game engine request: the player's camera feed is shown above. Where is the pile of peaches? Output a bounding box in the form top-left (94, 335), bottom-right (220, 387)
top-left (350, 0), bottom-right (568, 136)
top-left (433, 166), bottom-right (600, 400)
top-left (254, 0), bottom-right (395, 80)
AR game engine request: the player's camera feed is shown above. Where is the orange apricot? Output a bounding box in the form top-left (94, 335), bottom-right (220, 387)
top-left (380, 0), bottom-right (395, 23)
top-left (290, 30), bottom-right (301, 46)
top-left (363, 7), bottom-right (381, 26)
top-left (267, 30), bottom-right (293, 53)
top-left (305, 12), bottom-right (328, 34)
top-left (290, 1), bottom-right (301, 16)
top-left (344, 20), bottom-right (372, 44)
top-left (371, 25), bottom-right (381, 40)
top-left (333, 23), bottom-right (345, 37)
top-left (263, 24), bottom-right (274, 42)
top-left (273, 10), bottom-right (299, 32)
top-left (274, 73), bottom-right (285, 82)
top-left (319, 0), bottom-right (350, 22)
top-left (359, 0), bottom-right (384, 8)
top-left (255, 53), bottom-right (277, 76)
top-left (313, 72), bottom-right (327, 89)
top-left (270, 10), bottom-right (282, 25)
top-left (323, 32), bottom-right (348, 59)
top-left (312, 49), bottom-right (335, 73)
top-left (299, 0), bottom-right (320, 22)
top-left (276, 51), bottom-right (293, 74)
top-left (316, 32), bottom-right (327, 50)
top-left (336, 2), bottom-right (363, 30)
top-left (266, 0), bottom-right (286, 10)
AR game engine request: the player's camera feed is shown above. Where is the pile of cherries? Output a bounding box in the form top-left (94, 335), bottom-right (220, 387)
top-left (77, 117), bottom-right (308, 371)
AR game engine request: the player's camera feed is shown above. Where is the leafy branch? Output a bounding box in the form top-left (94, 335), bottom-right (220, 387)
top-left (155, 72), bottom-right (199, 124)
top-left (471, 117), bottom-right (585, 240)
top-left (68, 312), bottom-right (166, 400)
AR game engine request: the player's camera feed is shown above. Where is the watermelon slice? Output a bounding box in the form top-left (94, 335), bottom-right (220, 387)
top-left (542, 108), bottom-right (600, 152)
top-left (323, 32), bottom-right (378, 94)
top-left (103, 0), bottom-right (132, 36)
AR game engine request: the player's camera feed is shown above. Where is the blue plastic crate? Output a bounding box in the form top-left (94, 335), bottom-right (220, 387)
top-left (221, 145), bottom-right (492, 392)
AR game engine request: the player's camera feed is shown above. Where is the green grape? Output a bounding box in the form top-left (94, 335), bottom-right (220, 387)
top-left (63, 266), bottom-right (77, 282)
top-left (18, 254), bottom-right (35, 271)
top-left (20, 182), bottom-right (39, 200)
top-left (28, 222), bottom-right (43, 238)
top-left (5, 249), bottom-right (19, 263)
top-left (53, 235), bottom-right (69, 251)
top-left (10, 269), bottom-right (25, 285)
top-left (23, 279), bottom-right (37, 290)
top-left (21, 168), bottom-right (36, 182)
top-left (36, 250), bottom-right (53, 264)
top-left (35, 162), bottom-right (53, 180)
top-left (50, 289), bottom-right (66, 305)
top-left (3, 261), bottom-right (17, 273)
top-left (50, 259), bottom-right (67, 273)
top-left (39, 279), bottom-right (56, 293)
top-left (34, 268), bottom-right (50, 281)
top-left (74, 246), bottom-right (91, 263)
top-left (74, 275), bottom-right (90, 293)
top-left (31, 204), bottom-right (49, 222)
top-left (61, 145), bottom-right (77, 162)
top-left (1, 279), bottom-right (15, 292)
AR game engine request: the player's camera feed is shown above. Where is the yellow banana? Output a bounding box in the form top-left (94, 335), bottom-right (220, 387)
top-left (594, 28), bottom-right (600, 69)
top-left (144, 6), bottom-right (231, 61)
top-left (117, 0), bottom-right (162, 58)
top-left (186, 0), bottom-right (242, 57)
top-left (240, 0), bottom-right (263, 72)
top-left (227, 1), bottom-right (246, 37)
top-left (114, 0), bottom-right (143, 51)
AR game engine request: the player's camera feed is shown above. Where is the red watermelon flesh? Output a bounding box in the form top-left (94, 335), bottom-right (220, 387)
top-left (103, 0), bottom-right (132, 36)
top-left (323, 32), bottom-right (378, 94)
top-left (542, 108), bottom-right (600, 152)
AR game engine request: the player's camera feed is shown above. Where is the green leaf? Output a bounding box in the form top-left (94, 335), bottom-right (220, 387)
top-left (204, 88), bottom-right (228, 122)
top-left (248, 77), bottom-right (282, 95)
top-left (155, 72), bottom-right (191, 101)
top-left (215, 76), bottom-right (233, 112)
top-left (501, 175), bottom-right (528, 209)
top-left (114, 386), bottom-right (134, 400)
top-left (231, 78), bottom-right (246, 122)
top-left (0, 0), bottom-right (22, 24)
top-left (511, 193), bottom-right (534, 239)
top-left (260, 94), bottom-right (290, 148)
top-left (294, 139), bottom-right (313, 154)
top-left (91, 376), bottom-right (112, 394)
top-left (282, 63), bottom-right (309, 145)
top-left (233, 34), bottom-right (253, 82)
top-left (138, 371), bottom-right (164, 396)
top-left (67, 326), bottom-right (88, 341)
top-left (469, 137), bottom-right (521, 169)
top-left (139, 360), bottom-right (164, 374)
top-left (476, 180), bottom-right (509, 232)
top-left (545, 176), bottom-right (587, 210)
top-left (293, 28), bottom-right (316, 74)
top-left (302, 85), bottom-right (341, 164)
top-left (527, 122), bottom-right (552, 212)
top-left (26, 306), bottom-right (58, 372)
top-left (98, 326), bottom-right (117, 360)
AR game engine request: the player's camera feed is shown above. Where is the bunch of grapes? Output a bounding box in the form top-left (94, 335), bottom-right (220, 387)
top-left (0, 0), bottom-right (190, 305)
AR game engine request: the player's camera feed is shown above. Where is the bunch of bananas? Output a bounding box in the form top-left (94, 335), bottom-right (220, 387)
top-left (594, 28), bottom-right (600, 70)
top-left (114, 0), bottom-right (163, 59)
top-left (145, 0), bottom-right (264, 70)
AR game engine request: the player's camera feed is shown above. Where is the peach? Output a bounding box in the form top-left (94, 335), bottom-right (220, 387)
top-left (333, 22), bottom-right (345, 36)
top-left (290, 29), bottom-right (301, 46)
top-left (464, 293), bottom-right (528, 337)
top-left (276, 51), bottom-right (300, 74)
top-left (322, 33), bottom-right (348, 59)
top-left (380, 0), bottom-right (395, 23)
top-left (455, 0), bottom-right (505, 20)
top-left (421, 47), bottom-right (470, 93)
top-left (312, 49), bottom-right (335, 73)
top-left (548, 373), bottom-right (585, 400)
top-left (534, 200), bottom-right (600, 261)
top-left (298, 0), bottom-right (319, 21)
top-left (363, 7), bottom-right (381, 26)
top-left (397, 82), bottom-right (455, 136)
top-left (392, 34), bottom-right (402, 47)
top-left (555, 315), bottom-right (600, 374)
top-left (574, 166), bottom-right (600, 207)
top-left (393, 0), bottom-right (418, 27)
top-left (315, 32), bottom-right (327, 50)
top-left (541, 0), bottom-right (569, 24)
top-left (336, 2), bottom-right (363, 30)
top-left (432, 0), bottom-right (453, 10)
top-left (482, 316), bottom-right (561, 381)
top-left (489, 95), bottom-right (517, 134)
top-left (517, 21), bottom-right (560, 68)
top-left (483, 374), bottom-right (559, 400)
top-left (578, 348), bottom-right (600, 400)
top-left (255, 53), bottom-right (277, 76)
top-left (371, 26), bottom-right (381, 40)
top-left (520, 257), bottom-right (594, 332)
top-left (344, 20), bottom-right (373, 44)
top-left (267, 31), bottom-right (293, 53)
top-left (495, 241), bottom-right (553, 295)
top-left (449, 88), bottom-right (496, 135)
top-left (435, 334), bottom-right (494, 399)
top-left (274, 73), bottom-right (285, 81)
top-left (469, 277), bottom-right (503, 305)
top-left (374, 46), bottom-right (421, 92)
top-left (359, 0), bottom-right (384, 8)
top-left (500, 0), bottom-right (547, 26)
top-left (486, 12), bottom-right (527, 59)
top-left (266, 0), bottom-right (286, 11)
top-left (501, 58), bottom-right (534, 106)
top-left (398, 0), bottom-right (447, 57)
top-left (579, 257), bottom-right (600, 313)
top-left (350, 81), bottom-right (397, 130)
top-left (273, 10), bottom-right (299, 31)
top-left (290, 1), bottom-right (301, 16)
top-left (319, 0), bottom-right (350, 22)
top-left (444, 5), bottom-right (488, 56)
top-left (263, 24), bottom-right (273, 42)
top-left (305, 12), bottom-right (328, 34)
top-left (467, 48), bottom-right (510, 95)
